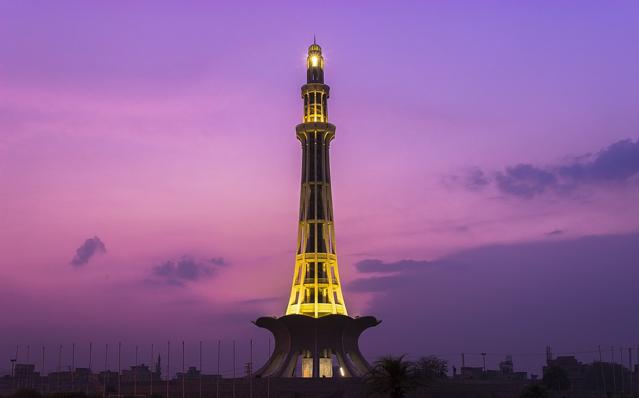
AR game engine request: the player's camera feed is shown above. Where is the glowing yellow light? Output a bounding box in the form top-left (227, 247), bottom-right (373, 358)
top-left (339, 367), bottom-right (345, 377)
top-left (310, 55), bottom-right (319, 67)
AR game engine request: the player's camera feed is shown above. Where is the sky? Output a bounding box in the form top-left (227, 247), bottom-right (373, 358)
top-left (1, 1), bottom-right (639, 377)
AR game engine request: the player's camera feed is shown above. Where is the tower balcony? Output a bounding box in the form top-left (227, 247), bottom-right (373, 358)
top-left (288, 303), bottom-right (348, 317)
top-left (295, 253), bottom-right (337, 262)
top-left (301, 277), bottom-right (337, 285)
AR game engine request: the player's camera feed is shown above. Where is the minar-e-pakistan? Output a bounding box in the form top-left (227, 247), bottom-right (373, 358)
top-left (253, 41), bottom-right (380, 379)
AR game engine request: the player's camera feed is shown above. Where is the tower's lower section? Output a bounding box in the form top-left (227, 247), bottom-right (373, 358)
top-left (253, 314), bottom-right (380, 378)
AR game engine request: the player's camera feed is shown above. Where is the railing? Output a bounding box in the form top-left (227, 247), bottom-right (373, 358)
top-left (303, 278), bottom-right (331, 284)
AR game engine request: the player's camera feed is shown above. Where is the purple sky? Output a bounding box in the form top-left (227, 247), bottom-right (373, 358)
top-left (2, 1), bottom-right (639, 376)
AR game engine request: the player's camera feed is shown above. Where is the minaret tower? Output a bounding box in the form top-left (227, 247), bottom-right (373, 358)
top-left (286, 41), bottom-right (348, 318)
top-left (253, 41), bottom-right (379, 379)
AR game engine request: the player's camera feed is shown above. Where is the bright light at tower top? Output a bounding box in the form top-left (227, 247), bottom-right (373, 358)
top-left (306, 41), bottom-right (325, 84)
top-left (307, 42), bottom-right (323, 68)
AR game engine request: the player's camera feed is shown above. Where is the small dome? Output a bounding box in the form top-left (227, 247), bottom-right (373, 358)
top-left (308, 43), bottom-right (322, 54)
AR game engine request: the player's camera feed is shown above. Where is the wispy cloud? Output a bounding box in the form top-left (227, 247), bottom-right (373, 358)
top-left (496, 164), bottom-right (557, 198)
top-left (149, 256), bottom-right (227, 287)
top-left (355, 259), bottom-right (429, 274)
top-left (443, 167), bottom-right (491, 191)
top-left (236, 296), bottom-right (281, 305)
top-left (208, 257), bottom-right (227, 266)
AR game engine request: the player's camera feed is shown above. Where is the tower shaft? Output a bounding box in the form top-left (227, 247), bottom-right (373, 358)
top-left (286, 43), bottom-right (347, 318)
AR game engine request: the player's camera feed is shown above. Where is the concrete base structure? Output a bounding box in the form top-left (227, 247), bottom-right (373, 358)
top-left (253, 314), bottom-right (380, 378)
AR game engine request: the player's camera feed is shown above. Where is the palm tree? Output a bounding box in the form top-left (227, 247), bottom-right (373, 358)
top-left (365, 355), bottom-right (421, 398)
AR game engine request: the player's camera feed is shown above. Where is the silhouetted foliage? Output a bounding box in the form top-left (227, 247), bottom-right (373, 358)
top-left (543, 365), bottom-right (570, 391)
top-left (365, 355), bottom-right (421, 398)
top-left (414, 355), bottom-right (448, 381)
top-left (45, 392), bottom-right (90, 398)
top-left (9, 389), bottom-right (41, 398)
top-left (520, 384), bottom-right (549, 398)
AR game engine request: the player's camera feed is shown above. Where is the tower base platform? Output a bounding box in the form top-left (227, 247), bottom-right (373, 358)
top-left (253, 314), bottom-right (380, 378)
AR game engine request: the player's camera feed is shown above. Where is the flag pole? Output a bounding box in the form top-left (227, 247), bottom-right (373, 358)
top-left (167, 341), bottom-right (171, 398)
top-left (182, 341), bottom-right (185, 398)
top-left (216, 340), bottom-right (220, 398)
top-left (150, 343), bottom-right (154, 396)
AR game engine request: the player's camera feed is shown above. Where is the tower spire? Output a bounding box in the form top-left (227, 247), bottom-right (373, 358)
top-left (286, 42), bottom-right (347, 318)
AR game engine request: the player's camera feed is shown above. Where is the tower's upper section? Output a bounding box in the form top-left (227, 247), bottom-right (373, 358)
top-left (302, 41), bottom-right (330, 123)
top-left (288, 42), bottom-right (347, 319)
top-left (306, 42), bottom-right (324, 84)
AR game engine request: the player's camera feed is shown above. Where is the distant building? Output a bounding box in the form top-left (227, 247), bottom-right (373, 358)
top-left (500, 356), bottom-right (514, 374)
top-left (458, 356), bottom-right (526, 381)
top-left (97, 370), bottom-right (119, 394)
top-left (176, 366), bottom-right (200, 381)
top-left (121, 364), bottom-right (159, 384)
top-left (544, 356), bottom-right (585, 389)
top-left (176, 366), bottom-right (221, 383)
top-left (12, 363), bottom-right (41, 390)
top-left (48, 370), bottom-right (74, 392)
top-left (544, 355), bottom-right (634, 394)
top-left (460, 366), bottom-right (484, 380)
top-left (499, 356), bottom-right (527, 381)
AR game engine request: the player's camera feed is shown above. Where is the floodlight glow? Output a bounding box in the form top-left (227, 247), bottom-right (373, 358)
top-left (311, 55), bottom-right (319, 67)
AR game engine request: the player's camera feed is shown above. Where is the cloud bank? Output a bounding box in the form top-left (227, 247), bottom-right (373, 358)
top-left (456, 139), bottom-right (639, 198)
top-left (350, 232), bottom-right (639, 372)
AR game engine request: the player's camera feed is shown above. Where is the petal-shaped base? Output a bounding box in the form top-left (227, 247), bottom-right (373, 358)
top-left (252, 314), bottom-right (380, 378)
